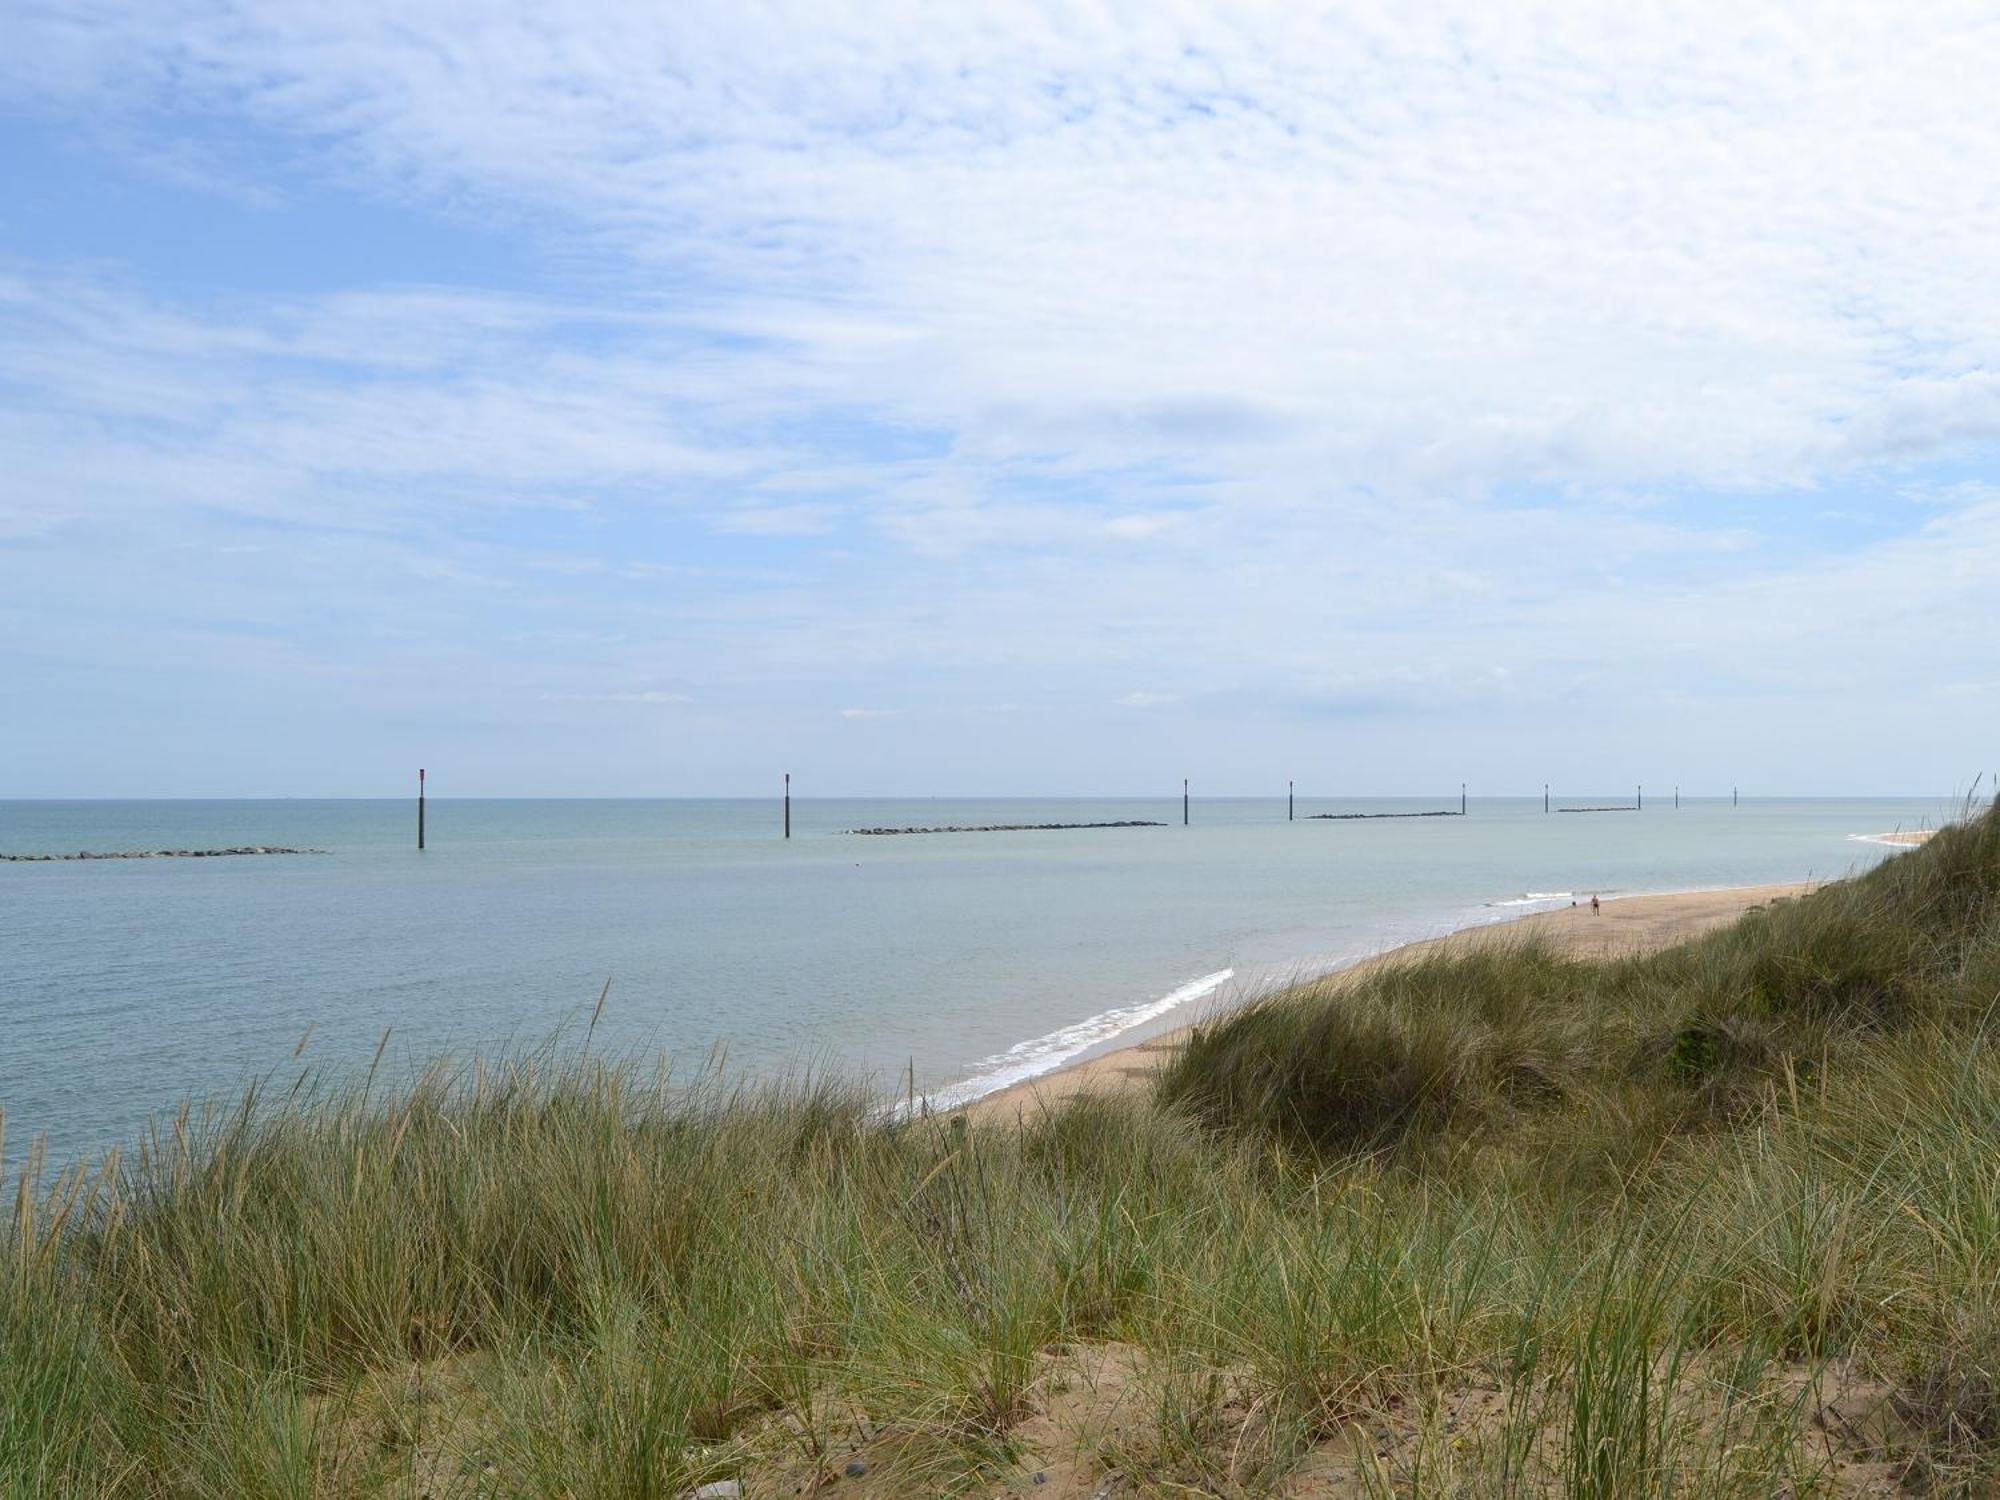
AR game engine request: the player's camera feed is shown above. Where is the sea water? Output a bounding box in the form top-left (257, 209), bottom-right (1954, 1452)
top-left (0, 795), bottom-right (1950, 1163)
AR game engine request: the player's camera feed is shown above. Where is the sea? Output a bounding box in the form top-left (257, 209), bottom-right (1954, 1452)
top-left (0, 795), bottom-right (1950, 1165)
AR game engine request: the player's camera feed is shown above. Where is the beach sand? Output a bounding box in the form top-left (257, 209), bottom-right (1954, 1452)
top-left (965, 881), bottom-right (1813, 1123)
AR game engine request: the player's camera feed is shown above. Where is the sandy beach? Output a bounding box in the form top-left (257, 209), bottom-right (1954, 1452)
top-left (966, 881), bottom-right (1815, 1122)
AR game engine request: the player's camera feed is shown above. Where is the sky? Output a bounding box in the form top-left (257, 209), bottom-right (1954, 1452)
top-left (3, 2), bottom-right (1999, 798)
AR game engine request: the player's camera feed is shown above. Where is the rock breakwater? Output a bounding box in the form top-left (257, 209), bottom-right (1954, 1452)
top-left (1, 847), bottom-right (324, 862)
top-left (847, 821), bottom-right (1166, 836)
top-left (1307, 810), bottom-right (1463, 821)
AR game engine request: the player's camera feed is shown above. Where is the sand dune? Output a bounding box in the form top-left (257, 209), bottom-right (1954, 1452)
top-left (966, 882), bottom-right (1813, 1122)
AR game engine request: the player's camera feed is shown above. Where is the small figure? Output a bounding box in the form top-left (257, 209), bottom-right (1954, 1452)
top-left (1590, 894), bottom-right (1601, 915)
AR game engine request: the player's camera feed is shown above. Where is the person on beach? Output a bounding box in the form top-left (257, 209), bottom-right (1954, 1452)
top-left (1590, 894), bottom-right (1601, 915)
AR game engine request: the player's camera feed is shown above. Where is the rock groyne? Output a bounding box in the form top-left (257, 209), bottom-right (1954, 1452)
top-left (1307, 810), bottom-right (1463, 821)
top-left (1, 847), bottom-right (325, 862)
top-left (847, 821), bottom-right (1166, 836)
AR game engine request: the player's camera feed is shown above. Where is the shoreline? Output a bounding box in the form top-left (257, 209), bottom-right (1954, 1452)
top-left (1851, 829), bottom-right (1935, 848)
top-left (958, 879), bottom-right (1819, 1122)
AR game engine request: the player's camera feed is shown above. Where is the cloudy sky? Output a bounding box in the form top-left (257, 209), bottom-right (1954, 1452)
top-left (4, 2), bottom-right (1998, 797)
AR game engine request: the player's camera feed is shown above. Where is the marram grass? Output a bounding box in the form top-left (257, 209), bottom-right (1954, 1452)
top-left (3, 807), bottom-right (1998, 1496)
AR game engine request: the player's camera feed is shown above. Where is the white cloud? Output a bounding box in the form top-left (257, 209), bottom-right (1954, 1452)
top-left (12, 2), bottom-right (2000, 501)
top-left (3, 4), bottom-right (2000, 791)
top-left (1103, 513), bottom-right (1180, 541)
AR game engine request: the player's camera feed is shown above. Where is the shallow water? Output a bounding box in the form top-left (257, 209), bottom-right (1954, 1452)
top-left (0, 795), bottom-right (1948, 1163)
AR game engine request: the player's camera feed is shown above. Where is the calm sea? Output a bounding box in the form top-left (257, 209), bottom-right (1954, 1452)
top-left (0, 795), bottom-right (1948, 1164)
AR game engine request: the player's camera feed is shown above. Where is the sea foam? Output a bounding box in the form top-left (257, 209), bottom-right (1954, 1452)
top-left (897, 967), bottom-right (1236, 1116)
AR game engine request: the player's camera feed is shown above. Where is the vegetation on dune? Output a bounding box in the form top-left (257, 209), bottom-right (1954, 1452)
top-left (1164, 809), bottom-right (1999, 1165)
top-left (4, 809), bottom-right (1999, 1496)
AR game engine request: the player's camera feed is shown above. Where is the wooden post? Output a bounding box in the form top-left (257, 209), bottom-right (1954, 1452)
top-left (1460, 782), bottom-right (1466, 816)
top-left (1544, 783), bottom-right (1549, 814)
top-left (417, 768), bottom-right (426, 850)
top-left (1183, 778), bottom-right (1189, 826)
top-left (1674, 785), bottom-right (1680, 810)
top-left (1288, 779), bottom-right (1294, 821)
top-left (784, 773), bottom-right (791, 840)
top-left (1734, 785), bottom-right (1739, 807)
top-left (1637, 784), bottom-right (1643, 811)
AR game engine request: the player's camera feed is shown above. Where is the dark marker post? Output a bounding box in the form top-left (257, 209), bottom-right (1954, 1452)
top-left (1637, 784), bottom-right (1643, 811)
top-left (1461, 782), bottom-right (1466, 816)
top-left (1675, 785), bottom-right (1680, 810)
top-left (417, 768), bottom-right (426, 850)
top-left (1183, 778), bottom-right (1190, 826)
top-left (1288, 779), bottom-right (1294, 822)
top-left (784, 772), bottom-right (791, 840)
top-left (1544, 783), bottom-right (1550, 814)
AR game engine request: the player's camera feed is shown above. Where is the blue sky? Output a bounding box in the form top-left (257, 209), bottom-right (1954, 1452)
top-left (3, 2), bottom-right (1999, 797)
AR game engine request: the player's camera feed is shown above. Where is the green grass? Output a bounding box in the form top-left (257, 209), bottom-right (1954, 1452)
top-left (5, 808), bottom-right (2000, 1495)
